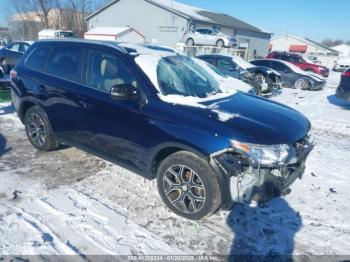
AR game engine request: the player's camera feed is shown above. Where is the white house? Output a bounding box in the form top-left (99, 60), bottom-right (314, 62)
top-left (84, 27), bottom-right (145, 43)
top-left (332, 44), bottom-right (350, 58)
top-left (86, 0), bottom-right (272, 57)
top-left (270, 34), bottom-right (339, 56)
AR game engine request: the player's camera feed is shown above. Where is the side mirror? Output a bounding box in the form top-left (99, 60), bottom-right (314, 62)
top-left (110, 84), bottom-right (140, 101)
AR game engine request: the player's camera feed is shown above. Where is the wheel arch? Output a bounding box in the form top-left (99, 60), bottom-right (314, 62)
top-left (216, 39), bottom-right (225, 46)
top-left (186, 37), bottom-right (194, 44)
top-left (148, 142), bottom-right (232, 210)
top-left (19, 100), bottom-right (37, 122)
top-left (148, 142), bottom-right (208, 179)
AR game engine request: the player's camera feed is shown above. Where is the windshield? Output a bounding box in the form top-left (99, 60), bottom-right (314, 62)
top-left (156, 55), bottom-right (221, 98)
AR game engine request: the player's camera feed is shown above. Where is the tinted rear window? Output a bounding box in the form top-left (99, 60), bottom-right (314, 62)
top-left (47, 46), bottom-right (83, 83)
top-left (26, 45), bottom-right (51, 71)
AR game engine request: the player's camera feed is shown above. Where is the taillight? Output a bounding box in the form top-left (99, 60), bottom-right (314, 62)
top-left (342, 71), bottom-right (350, 77)
top-left (10, 69), bottom-right (17, 80)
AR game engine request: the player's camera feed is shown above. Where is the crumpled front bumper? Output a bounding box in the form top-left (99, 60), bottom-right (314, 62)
top-left (212, 135), bottom-right (314, 205)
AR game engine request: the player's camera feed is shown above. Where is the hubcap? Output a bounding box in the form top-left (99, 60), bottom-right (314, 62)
top-left (163, 165), bottom-right (206, 214)
top-left (27, 113), bottom-right (47, 147)
top-left (295, 78), bottom-right (307, 89)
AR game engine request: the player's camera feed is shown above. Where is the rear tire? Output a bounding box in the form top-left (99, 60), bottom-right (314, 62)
top-left (24, 106), bottom-right (59, 151)
top-left (157, 151), bottom-right (222, 220)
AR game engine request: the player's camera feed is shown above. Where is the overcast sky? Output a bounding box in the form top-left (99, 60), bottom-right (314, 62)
top-left (0, 0), bottom-right (348, 41)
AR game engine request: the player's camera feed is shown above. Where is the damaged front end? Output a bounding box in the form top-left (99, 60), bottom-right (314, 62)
top-left (211, 134), bottom-right (314, 205)
top-left (242, 70), bottom-right (282, 97)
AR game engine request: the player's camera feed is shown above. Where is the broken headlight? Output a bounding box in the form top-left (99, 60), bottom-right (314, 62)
top-left (231, 141), bottom-right (290, 166)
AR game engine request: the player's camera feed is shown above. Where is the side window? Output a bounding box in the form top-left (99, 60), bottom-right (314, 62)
top-left (21, 43), bottom-right (30, 52)
top-left (26, 45), bottom-right (51, 71)
top-left (272, 53), bottom-right (281, 59)
top-left (86, 50), bottom-right (139, 92)
top-left (202, 57), bottom-right (217, 66)
top-left (280, 54), bottom-right (290, 61)
top-left (47, 46), bottom-right (83, 83)
top-left (7, 43), bottom-right (20, 52)
top-left (217, 58), bottom-right (233, 70)
top-left (271, 61), bottom-right (290, 72)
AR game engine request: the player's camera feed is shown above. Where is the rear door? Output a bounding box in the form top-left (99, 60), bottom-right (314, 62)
top-left (40, 44), bottom-right (88, 143)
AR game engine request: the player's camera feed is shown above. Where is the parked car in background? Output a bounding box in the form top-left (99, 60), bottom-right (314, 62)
top-left (336, 68), bottom-right (350, 102)
top-left (0, 41), bottom-right (33, 74)
top-left (0, 38), bottom-right (7, 47)
top-left (193, 57), bottom-right (256, 94)
top-left (38, 29), bottom-right (76, 39)
top-left (251, 59), bottom-right (326, 90)
top-left (11, 39), bottom-right (314, 220)
top-left (182, 28), bottom-right (237, 48)
top-left (303, 54), bottom-right (321, 65)
top-left (196, 54), bottom-right (282, 96)
top-left (267, 51), bottom-right (329, 77)
top-left (333, 57), bottom-right (350, 72)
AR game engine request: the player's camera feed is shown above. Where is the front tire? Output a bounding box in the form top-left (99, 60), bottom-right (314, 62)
top-left (157, 151), bottom-right (221, 220)
top-left (216, 39), bottom-right (224, 47)
top-left (294, 78), bottom-right (310, 90)
top-left (24, 106), bottom-right (59, 151)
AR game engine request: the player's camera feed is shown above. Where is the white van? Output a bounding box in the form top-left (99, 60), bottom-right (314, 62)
top-left (38, 30), bottom-right (75, 40)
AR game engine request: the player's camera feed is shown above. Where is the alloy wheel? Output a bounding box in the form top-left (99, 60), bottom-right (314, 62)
top-left (162, 165), bottom-right (206, 214)
top-left (295, 78), bottom-right (309, 89)
top-left (27, 112), bottom-right (47, 147)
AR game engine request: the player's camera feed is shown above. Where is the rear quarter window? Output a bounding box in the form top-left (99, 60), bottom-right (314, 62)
top-left (47, 46), bottom-right (83, 83)
top-left (26, 45), bottom-right (51, 71)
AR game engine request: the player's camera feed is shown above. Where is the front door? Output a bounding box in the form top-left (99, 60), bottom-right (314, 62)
top-left (75, 48), bottom-right (150, 171)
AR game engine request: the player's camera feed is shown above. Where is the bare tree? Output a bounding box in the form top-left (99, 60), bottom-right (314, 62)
top-left (322, 38), bottom-right (344, 47)
top-left (8, 0), bottom-right (59, 40)
top-left (61, 0), bottom-right (92, 37)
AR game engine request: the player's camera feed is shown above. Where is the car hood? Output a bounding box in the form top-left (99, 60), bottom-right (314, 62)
top-left (196, 92), bottom-right (311, 145)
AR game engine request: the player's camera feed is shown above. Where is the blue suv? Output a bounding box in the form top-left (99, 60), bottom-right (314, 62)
top-left (10, 40), bottom-right (314, 220)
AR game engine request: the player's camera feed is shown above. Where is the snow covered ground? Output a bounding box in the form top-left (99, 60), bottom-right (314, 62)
top-left (0, 71), bottom-right (350, 258)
